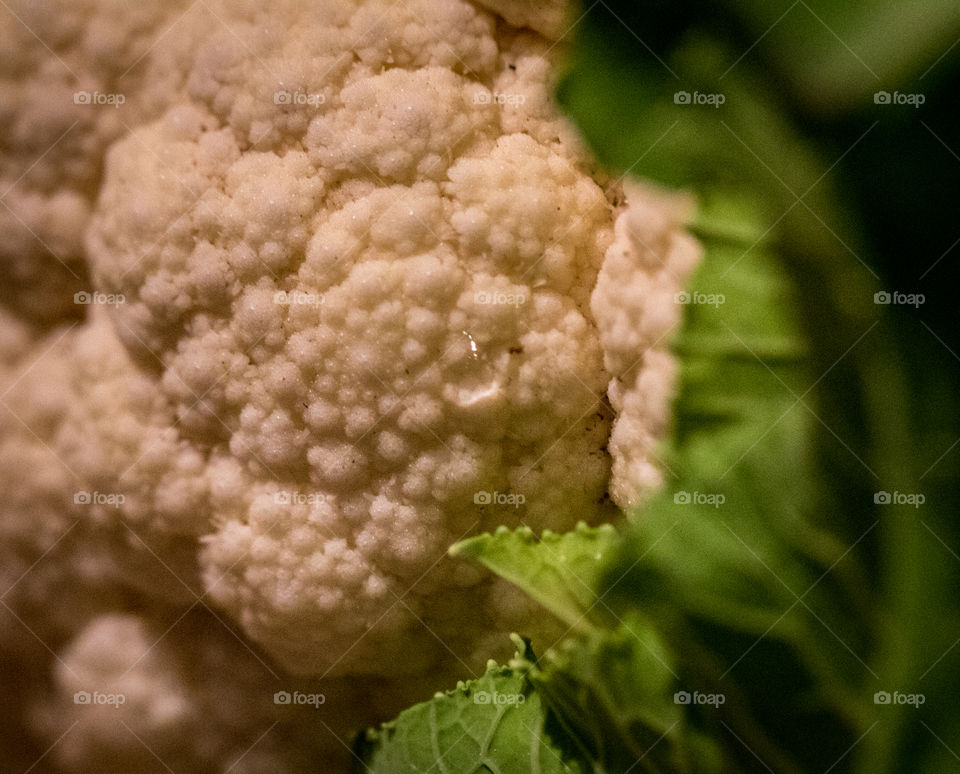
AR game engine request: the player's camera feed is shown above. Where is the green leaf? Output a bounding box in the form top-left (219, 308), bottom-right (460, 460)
top-left (527, 619), bottom-right (724, 774)
top-left (588, 213), bottom-right (878, 772)
top-left (450, 523), bottom-right (621, 631)
top-left (355, 639), bottom-right (582, 774)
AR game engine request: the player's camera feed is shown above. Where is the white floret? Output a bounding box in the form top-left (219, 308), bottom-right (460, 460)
top-left (591, 182), bottom-right (703, 506)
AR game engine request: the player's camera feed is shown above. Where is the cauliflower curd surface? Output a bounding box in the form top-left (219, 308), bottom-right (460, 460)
top-left (0, 0), bottom-right (699, 771)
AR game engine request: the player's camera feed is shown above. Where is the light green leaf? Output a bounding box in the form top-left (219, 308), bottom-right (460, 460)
top-left (449, 523), bottom-right (621, 631)
top-left (355, 639), bottom-right (581, 774)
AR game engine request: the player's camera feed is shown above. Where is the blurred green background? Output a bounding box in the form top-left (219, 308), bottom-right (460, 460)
top-left (556, 2), bottom-right (960, 772)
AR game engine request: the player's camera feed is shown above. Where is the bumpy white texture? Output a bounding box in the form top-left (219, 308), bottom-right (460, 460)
top-left (82, 0), bottom-right (618, 680)
top-left (0, 0), bottom-right (616, 770)
top-left (0, 0), bottom-right (197, 327)
top-left (590, 182), bottom-right (702, 507)
top-left (0, 1), bottom-right (695, 772)
top-left (0, 319), bottom-right (423, 774)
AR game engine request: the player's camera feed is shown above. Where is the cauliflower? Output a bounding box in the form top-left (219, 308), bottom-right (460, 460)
top-left (0, 0), bottom-right (199, 328)
top-left (0, 0), bottom-right (696, 771)
top-left (29, 611), bottom-right (390, 774)
top-left (592, 182), bottom-right (703, 505)
top-left (78, 0), bottom-right (621, 680)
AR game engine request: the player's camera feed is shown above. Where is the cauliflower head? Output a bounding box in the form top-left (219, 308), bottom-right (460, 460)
top-left (80, 0), bottom-right (619, 678)
top-left (0, 0), bottom-right (696, 771)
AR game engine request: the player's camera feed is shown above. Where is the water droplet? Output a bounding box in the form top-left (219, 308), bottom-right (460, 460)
top-left (462, 330), bottom-right (479, 359)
